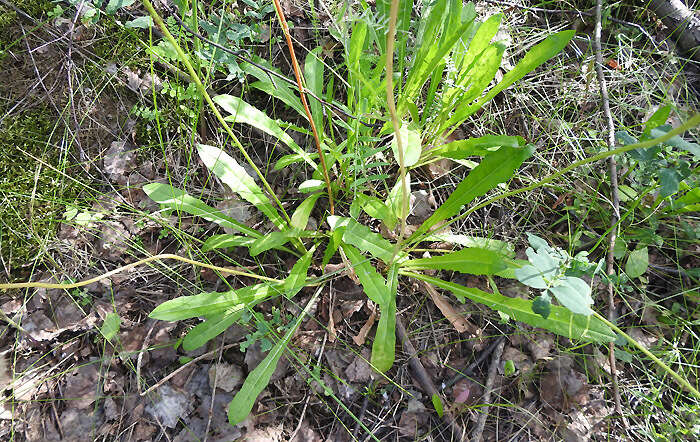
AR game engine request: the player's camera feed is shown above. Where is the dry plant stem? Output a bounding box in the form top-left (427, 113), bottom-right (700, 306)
top-left (395, 316), bottom-right (467, 441)
top-left (593, 0), bottom-right (626, 426)
top-left (142, 0), bottom-right (292, 225)
top-left (385, 0), bottom-right (409, 251)
top-left (471, 339), bottom-right (504, 442)
top-left (405, 112), bottom-right (700, 248)
top-left (0, 253), bottom-right (281, 291)
top-left (594, 312), bottom-right (700, 399)
top-left (271, 0), bottom-right (334, 215)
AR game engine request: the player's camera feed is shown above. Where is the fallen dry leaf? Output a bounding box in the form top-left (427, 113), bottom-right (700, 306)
top-left (502, 346), bottom-right (533, 374)
top-left (103, 141), bottom-right (137, 184)
top-left (540, 356), bottom-right (589, 411)
top-left (418, 280), bottom-right (474, 333)
top-left (345, 350), bottom-right (372, 383)
top-left (352, 301), bottom-right (377, 346)
top-left (209, 363), bottom-right (243, 392)
top-left (398, 399), bottom-right (429, 438)
top-left (64, 363), bottom-right (101, 409)
top-left (144, 384), bottom-right (191, 428)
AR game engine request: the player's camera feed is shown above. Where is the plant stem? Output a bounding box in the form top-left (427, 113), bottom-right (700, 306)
top-left (271, 0), bottom-right (335, 215)
top-left (594, 312), bottom-right (700, 399)
top-left (142, 0), bottom-right (291, 226)
top-left (385, 0), bottom-right (408, 258)
top-left (407, 112), bottom-right (700, 247)
top-left (0, 253), bottom-right (282, 291)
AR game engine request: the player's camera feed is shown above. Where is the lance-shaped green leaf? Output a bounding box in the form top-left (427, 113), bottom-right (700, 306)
top-left (290, 193), bottom-right (322, 231)
top-left (372, 264), bottom-right (398, 373)
top-left (283, 247), bottom-right (314, 299)
top-left (143, 183), bottom-right (261, 239)
top-left (386, 172), bottom-right (411, 226)
top-left (202, 234), bottom-right (256, 251)
top-left (228, 287), bottom-right (321, 425)
top-left (391, 125), bottom-right (421, 167)
top-left (356, 194), bottom-right (398, 227)
top-left (414, 144), bottom-right (534, 238)
top-left (182, 309), bottom-right (242, 351)
top-left (407, 273), bottom-right (615, 343)
top-left (249, 231), bottom-right (298, 257)
top-left (444, 30), bottom-right (575, 129)
top-left (402, 247), bottom-right (508, 275)
top-left (343, 245), bottom-right (390, 306)
top-left (428, 135), bottom-right (526, 160)
top-left (338, 218), bottom-right (396, 264)
top-left (423, 233), bottom-right (515, 257)
top-left (197, 144), bottom-right (286, 230)
top-left (149, 283), bottom-right (279, 321)
top-left (304, 47), bottom-right (325, 136)
top-left (213, 95), bottom-right (316, 169)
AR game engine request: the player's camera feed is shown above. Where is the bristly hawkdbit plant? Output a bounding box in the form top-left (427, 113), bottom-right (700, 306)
top-left (2, 0), bottom-right (699, 430)
top-left (140, 0), bottom-right (700, 425)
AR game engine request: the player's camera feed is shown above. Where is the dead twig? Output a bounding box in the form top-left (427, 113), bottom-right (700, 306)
top-left (594, 0), bottom-right (629, 429)
top-left (441, 336), bottom-right (506, 391)
top-left (395, 315), bottom-right (467, 441)
top-left (470, 339), bottom-right (504, 442)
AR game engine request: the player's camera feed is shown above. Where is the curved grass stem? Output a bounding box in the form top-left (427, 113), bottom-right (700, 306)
top-left (0, 253), bottom-right (282, 291)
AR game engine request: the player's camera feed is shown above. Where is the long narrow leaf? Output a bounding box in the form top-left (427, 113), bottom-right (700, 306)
top-left (427, 135), bottom-right (526, 160)
top-left (182, 309), bottom-right (242, 351)
top-left (372, 264), bottom-right (398, 373)
top-left (342, 245), bottom-right (390, 306)
top-left (414, 144), bottom-right (534, 238)
top-left (228, 286), bottom-right (321, 425)
top-left (407, 273), bottom-right (616, 343)
top-left (304, 47), bottom-right (325, 136)
top-left (283, 247), bottom-right (314, 299)
top-left (197, 144), bottom-right (286, 230)
top-left (143, 183), bottom-right (261, 238)
top-left (402, 247), bottom-right (508, 275)
top-left (213, 95), bottom-right (317, 170)
top-left (444, 30), bottom-right (575, 130)
top-left (149, 283), bottom-right (278, 321)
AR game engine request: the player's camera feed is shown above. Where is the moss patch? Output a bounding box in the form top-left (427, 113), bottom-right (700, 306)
top-left (0, 108), bottom-right (84, 276)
